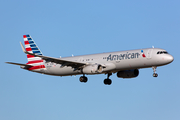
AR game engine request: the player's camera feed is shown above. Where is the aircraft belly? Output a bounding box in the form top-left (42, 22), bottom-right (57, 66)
top-left (114, 58), bottom-right (155, 70)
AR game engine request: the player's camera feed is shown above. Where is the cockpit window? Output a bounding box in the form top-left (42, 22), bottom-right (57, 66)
top-left (157, 51), bottom-right (168, 54)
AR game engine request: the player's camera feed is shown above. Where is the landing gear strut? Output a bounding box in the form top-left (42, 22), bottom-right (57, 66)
top-left (152, 66), bottom-right (158, 77)
top-left (104, 73), bottom-right (112, 85)
top-left (79, 75), bottom-right (88, 83)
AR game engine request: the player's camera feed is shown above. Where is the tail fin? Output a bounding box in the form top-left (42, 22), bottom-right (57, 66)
top-left (23, 35), bottom-right (44, 66)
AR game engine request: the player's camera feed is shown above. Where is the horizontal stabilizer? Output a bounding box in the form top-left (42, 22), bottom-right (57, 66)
top-left (6, 62), bottom-right (33, 67)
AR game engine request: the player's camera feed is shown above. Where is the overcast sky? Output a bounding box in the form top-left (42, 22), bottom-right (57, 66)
top-left (1, 0), bottom-right (180, 120)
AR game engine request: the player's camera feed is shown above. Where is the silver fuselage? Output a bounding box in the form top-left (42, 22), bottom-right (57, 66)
top-left (33, 48), bottom-right (173, 76)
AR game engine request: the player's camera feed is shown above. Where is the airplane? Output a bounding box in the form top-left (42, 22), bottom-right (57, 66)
top-left (6, 35), bottom-right (174, 85)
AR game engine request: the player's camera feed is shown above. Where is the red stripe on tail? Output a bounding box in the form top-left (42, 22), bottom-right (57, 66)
top-left (24, 41), bottom-right (29, 45)
top-left (26, 48), bottom-right (32, 51)
top-left (28, 65), bottom-right (45, 70)
top-left (27, 54), bottom-right (35, 58)
top-left (26, 60), bottom-right (44, 64)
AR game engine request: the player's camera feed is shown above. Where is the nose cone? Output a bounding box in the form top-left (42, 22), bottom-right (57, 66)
top-left (166, 55), bottom-right (174, 63)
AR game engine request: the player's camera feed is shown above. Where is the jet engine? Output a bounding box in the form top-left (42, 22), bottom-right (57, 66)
top-left (82, 64), bottom-right (103, 74)
top-left (117, 69), bottom-right (139, 78)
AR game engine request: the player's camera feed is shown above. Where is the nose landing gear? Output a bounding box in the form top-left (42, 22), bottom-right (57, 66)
top-left (152, 66), bottom-right (158, 77)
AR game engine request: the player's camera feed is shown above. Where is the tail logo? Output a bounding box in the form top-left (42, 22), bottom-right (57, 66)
top-left (23, 35), bottom-right (45, 70)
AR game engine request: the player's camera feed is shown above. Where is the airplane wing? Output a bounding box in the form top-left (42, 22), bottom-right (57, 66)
top-left (6, 62), bottom-right (33, 67)
top-left (20, 42), bottom-right (86, 68)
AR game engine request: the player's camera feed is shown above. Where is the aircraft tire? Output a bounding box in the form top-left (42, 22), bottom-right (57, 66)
top-left (83, 76), bottom-right (88, 82)
top-left (104, 79), bottom-right (112, 85)
top-left (153, 73), bottom-right (158, 77)
top-left (79, 76), bottom-right (88, 83)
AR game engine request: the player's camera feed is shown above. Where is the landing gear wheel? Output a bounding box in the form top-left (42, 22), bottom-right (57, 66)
top-left (79, 76), bottom-right (88, 83)
top-left (104, 79), bottom-right (112, 85)
top-left (153, 73), bottom-right (158, 77)
top-left (104, 73), bottom-right (112, 85)
top-left (83, 77), bottom-right (88, 82)
top-left (152, 66), bottom-right (158, 77)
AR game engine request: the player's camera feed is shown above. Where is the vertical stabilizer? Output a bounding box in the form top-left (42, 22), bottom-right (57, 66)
top-left (23, 35), bottom-right (45, 70)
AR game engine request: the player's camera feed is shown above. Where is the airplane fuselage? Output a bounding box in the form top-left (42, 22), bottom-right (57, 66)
top-left (34, 48), bottom-right (173, 76)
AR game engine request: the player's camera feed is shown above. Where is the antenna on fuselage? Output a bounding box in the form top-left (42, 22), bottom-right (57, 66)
top-left (152, 46), bottom-right (154, 48)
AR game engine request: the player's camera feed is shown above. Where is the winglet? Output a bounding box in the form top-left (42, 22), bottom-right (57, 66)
top-left (20, 42), bottom-right (26, 53)
top-left (20, 41), bottom-right (36, 56)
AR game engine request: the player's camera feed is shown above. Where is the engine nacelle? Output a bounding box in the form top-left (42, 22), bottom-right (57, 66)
top-left (82, 64), bottom-right (103, 74)
top-left (117, 69), bottom-right (139, 78)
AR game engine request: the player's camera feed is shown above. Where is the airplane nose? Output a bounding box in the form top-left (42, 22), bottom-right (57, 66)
top-left (166, 55), bottom-right (174, 63)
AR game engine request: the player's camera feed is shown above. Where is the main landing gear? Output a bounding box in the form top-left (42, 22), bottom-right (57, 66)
top-left (104, 73), bottom-right (112, 85)
top-left (79, 73), bottom-right (113, 85)
top-left (79, 75), bottom-right (88, 83)
top-left (152, 66), bottom-right (158, 77)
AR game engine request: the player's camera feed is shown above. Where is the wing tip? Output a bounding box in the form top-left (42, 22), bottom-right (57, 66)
top-left (20, 42), bottom-right (27, 53)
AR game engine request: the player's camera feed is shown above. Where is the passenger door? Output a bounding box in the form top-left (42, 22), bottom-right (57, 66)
top-left (147, 49), bottom-right (153, 59)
